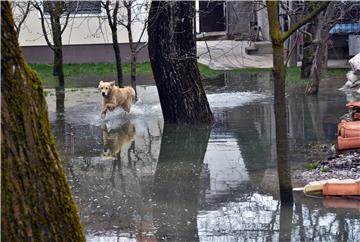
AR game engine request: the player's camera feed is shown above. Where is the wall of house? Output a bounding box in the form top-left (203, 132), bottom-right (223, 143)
top-left (226, 1), bottom-right (269, 41)
top-left (21, 43), bottom-right (149, 64)
top-left (255, 2), bottom-right (269, 41)
top-left (227, 1), bottom-right (253, 40)
top-left (18, 6), bottom-right (148, 46)
top-left (15, 3), bottom-right (149, 64)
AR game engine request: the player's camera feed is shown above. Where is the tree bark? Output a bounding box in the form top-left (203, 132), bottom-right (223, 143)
top-left (304, 40), bottom-right (326, 95)
top-left (103, 0), bottom-right (124, 87)
top-left (300, 3), bottom-right (318, 79)
top-left (49, 2), bottom-right (65, 87)
top-left (266, 0), bottom-right (328, 203)
top-left (148, 1), bottom-right (213, 124)
top-left (1, 2), bottom-right (85, 241)
top-left (266, 1), bottom-right (294, 204)
top-left (111, 27), bottom-right (124, 87)
top-left (125, 3), bottom-right (137, 99)
top-left (305, 2), bottom-right (335, 95)
top-left (130, 53), bottom-right (137, 100)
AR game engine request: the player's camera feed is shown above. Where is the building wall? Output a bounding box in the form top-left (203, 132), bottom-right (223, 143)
top-left (226, 1), bottom-right (269, 41)
top-left (14, 2), bottom-right (149, 64)
top-left (21, 43), bottom-right (149, 64)
top-left (227, 1), bottom-right (253, 39)
top-left (255, 2), bottom-right (269, 41)
top-left (17, 4), bottom-right (148, 47)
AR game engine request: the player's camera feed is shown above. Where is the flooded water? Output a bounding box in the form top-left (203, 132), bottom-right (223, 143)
top-left (47, 72), bottom-right (360, 241)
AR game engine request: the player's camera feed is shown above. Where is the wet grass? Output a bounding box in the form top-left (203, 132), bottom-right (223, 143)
top-left (30, 62), bottom-right (349, 87)
top-left (304, 161), bottom-right (320, 170)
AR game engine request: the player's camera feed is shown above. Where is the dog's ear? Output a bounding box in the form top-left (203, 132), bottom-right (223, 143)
top-left (110, 80), bottom-right (115, 86)
top-left (98, 80), bottom-right (104, 89)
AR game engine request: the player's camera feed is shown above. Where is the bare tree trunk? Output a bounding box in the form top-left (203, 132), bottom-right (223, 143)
top-left (304, 39), bottom-right (326, 95)
top-left (323, 43), bottom-right (328, 71)
top-left (288, 32), bottom-right (298, 67)
top-left (288, 1), bottom-right (298, 67)
top-left (1, 2), bottom-right (85, 241)
top-left (273, 43), bottom-right (294, 204)
top-left (111, 28), bottom-right (124, 87)
top-left (51, 2), bottom-right (65, 87)
top-left (266, 0), bottom-right (329, 203)
top-left (125, 2), bottom-right (137, 99)
top-left (301, 28), bottom-right (317, 78)
top-left (267, 1), bottom-right (293, 204)
top-left (305, 2), bottom-right (335, 95)
top-left (130, 53), bottom-right (137, 99)
top-left (103, 1), bottom-right (123, 87)
top-left (53, 40), bottom-right (64, 87)
top-left (148, 1), bottom-right (213, 124)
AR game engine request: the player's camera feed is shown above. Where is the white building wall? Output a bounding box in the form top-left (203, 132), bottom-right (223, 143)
top-left (16, 3), bottom-right (148, 47)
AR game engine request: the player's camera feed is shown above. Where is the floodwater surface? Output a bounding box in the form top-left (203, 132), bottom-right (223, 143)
top-left (47, 73), bottom-right (360, 241)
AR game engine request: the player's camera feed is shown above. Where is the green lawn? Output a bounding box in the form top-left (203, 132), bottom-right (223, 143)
top-left (30, 62), bottom-right (349, 87)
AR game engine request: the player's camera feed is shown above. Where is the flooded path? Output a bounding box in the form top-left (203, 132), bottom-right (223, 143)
top-left (47, 73), bottom-right (360, 241)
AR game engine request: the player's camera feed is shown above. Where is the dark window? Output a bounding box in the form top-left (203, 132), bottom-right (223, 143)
top-left (44, 1), bottom-right (102, 15)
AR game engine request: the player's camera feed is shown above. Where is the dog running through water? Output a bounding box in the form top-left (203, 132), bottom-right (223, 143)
top-left (98, 80), bottom-right (136, 119)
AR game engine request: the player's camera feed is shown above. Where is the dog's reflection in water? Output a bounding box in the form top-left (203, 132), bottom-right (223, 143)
top-left (101, 122), bottom-right (135, 160)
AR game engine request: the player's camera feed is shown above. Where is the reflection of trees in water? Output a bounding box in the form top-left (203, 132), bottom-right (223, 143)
top-left (198, 192), bottom-right (360, 241)
top-left (56, 119), bottom-right (162, 239)
top-left (153, 124), bottom-right (211, 241)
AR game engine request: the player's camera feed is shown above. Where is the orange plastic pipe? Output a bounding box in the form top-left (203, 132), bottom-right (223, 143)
top-left (338, 121), bottom-right (360, 138)
top-left (323, 180), bottom-right (360, 196)
top-left (336, 136), bottom-right (360, 150)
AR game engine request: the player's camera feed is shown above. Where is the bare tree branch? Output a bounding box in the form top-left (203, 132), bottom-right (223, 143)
top-left (11, 1), bottom-right (31, 37)
top-left (282, 1), bottom-right (330, 42)
top-left (32, 2), bottom-right (54, 50)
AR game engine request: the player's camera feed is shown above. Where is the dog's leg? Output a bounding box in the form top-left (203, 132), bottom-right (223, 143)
top-left (124, 100), bottom-right (131, 113)
top-left (106, 103), bottom-right (116, 111)
top-left (101, 108), bottom-right (108, 119)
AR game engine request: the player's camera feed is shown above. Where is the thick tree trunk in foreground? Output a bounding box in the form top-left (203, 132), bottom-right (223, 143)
top-left (153, 124), bottom-right (211, 241)
top-left (148, 1), bottom-right (213, 124)
top-left (1, 2), bottom-right (85, 241)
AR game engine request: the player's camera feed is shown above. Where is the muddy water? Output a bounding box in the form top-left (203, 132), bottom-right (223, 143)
top-left (47, 73), bottom-right (360, 241)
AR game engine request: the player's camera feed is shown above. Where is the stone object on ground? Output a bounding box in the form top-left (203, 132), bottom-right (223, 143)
top-left (349, 53), bottom-right (360, 75)
top-left (342, 71), bottom-right (360, 92)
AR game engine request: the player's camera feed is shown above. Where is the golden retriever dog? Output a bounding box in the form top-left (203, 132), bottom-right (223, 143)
top-left (98, 80), bottom-right (136, 118)
top-left (102, 123), bottom-right (135, 160)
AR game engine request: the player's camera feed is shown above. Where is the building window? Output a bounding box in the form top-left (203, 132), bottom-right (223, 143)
top-left (44, 1), bottom-right (102, 15)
